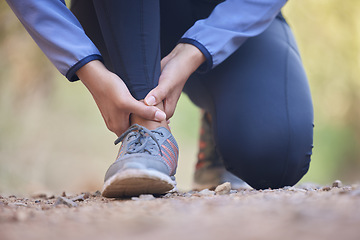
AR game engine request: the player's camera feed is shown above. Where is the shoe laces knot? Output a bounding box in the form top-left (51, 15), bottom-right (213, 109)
top-left (114, 124), bottom-right (163, 156)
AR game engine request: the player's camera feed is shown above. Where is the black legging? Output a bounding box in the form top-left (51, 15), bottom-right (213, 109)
top-left (71, 0), bottom-right (314, 189)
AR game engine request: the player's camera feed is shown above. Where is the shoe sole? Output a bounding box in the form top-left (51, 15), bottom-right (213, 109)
top-left (102, 169), bottom-right (176, 198)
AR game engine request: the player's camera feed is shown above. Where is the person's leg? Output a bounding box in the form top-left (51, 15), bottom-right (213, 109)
top-left (183, 15), bottom-right (314, 190)
top-left (70, 0), bottom-right (114, 72)
top-left (71, 0), bottom-right (178, 197)
top-left (91, 0), bottom-right (161, 101)
top-left (73, 0), bottom-right (167, 131)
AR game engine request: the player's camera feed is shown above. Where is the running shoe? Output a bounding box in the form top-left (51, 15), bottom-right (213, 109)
top-left (193, 111), bottom-right (250, 190)
top-left (102, 124), bottom-right (178, 198)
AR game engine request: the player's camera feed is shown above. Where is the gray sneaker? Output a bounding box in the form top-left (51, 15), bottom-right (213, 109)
top-left (102, 124), bottom-right (179, 198)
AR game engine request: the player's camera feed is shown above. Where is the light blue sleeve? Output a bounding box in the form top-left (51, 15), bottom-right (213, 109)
top-left (179, 0), bottom-right (288, 72)
top-left (6, 0), bottom-right (103, 81)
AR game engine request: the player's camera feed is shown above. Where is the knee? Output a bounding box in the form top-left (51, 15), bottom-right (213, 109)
top-left (224, 151), bottom-right (311, 190)
top-left (217, 130), bottom-right (312, 190)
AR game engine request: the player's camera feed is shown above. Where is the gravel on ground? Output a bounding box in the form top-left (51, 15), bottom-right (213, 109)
top-left (1, 182), bottom-right (360, 240)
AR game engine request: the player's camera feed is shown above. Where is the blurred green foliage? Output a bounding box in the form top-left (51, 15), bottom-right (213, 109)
top-left (0, 0), bottom-right (360, 194)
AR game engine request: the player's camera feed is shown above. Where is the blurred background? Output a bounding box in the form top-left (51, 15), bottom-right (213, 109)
top-left (1, 0), bottom-right (359, 195)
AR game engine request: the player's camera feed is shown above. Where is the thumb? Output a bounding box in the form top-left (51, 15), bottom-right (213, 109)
top-left (144, 85), bottom-right (168, 106)
top-left (129, 98), bottom-right (166, 122)
top-left (160, 54), bottom-right (172, 71)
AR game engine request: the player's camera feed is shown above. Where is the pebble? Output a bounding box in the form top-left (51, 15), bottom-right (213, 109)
top-left (92, 191), bottom-right (102, 197)
top-left (54, 197), bottom-right (78, 208)
top-left (197, 189), bottom-right (215, 196)
top-left (297, 183), bottom-right (321, 190)
top-left (184, 193), bottom-right (193, 198)
top-left (82, 192), bottom-right (91, 199)
top-left (71, 194), bottom-right (85, 202)
top-left (332, 180), bottom-right (342, 188)
top-left (132, 194), bottom-right (155, 201)
top-left (32, 193), bottom-right (47, 199)
top-left (321, 186), bottom-right (331, 191)
top-left (14, 202), bottom-right (27, 207)
top-left (163, 193), bottom-right (173, 198)
top-left (284, 186), bottom-right (299, 191)
top-left (285, 188), bottom-right (307, 193)
top-left (0, 195), bottom-right (3, 199)
top-left (215, 182), bottom-right (231, 195)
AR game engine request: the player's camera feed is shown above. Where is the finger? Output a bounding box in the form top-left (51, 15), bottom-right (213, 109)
top-left (164, 99), bottom-right (177, 120)
top-left (160, 55), bottom-right (171, 71)
top-left (128, 99), bottom-right (166, 122)
top-left (144, 85), bottom-right (168, 106)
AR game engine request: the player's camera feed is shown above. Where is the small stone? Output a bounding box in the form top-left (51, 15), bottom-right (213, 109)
top-left (132, 194), bottom-right (155, 201)
top-left (14, 202), bottom-right (27, 207)
top-left (284, 186), bottom-right (297, 191)
top-left (0, 195), bottom-right (3, 199)
top-left (9, 195), bottom-right (16, 198)
top-left (321, 186), bottom-right (331, 191)
top-left (82, 192), bottom-right (91, 199)
top-left (48, 195), bottom-right (55, 199)
top-left (32, 193), bottom-right (47, 199)
top-left (198, 189), bottom-right (215, 196)
top-left (284, 187), bottom-right (307, 193)
top-left (61, 191), bottom-right (66, 197)
top-left (230, 190), bottom-right (238, 194)
top-left (92, 190), bottom-right (101, 197)
top-left (54, 197), bottom-right (78, 208)
top-left (184, 193), bottom-right (193, 197)
top-left (297, 183), bottom-right (321, 190)
top-left (140, 194), bottom-right (155, 200)
top-left (263, 189), bottom-right (274, 193)
top-left (163, 193), bottom-right (173, 198)
top-left (215, 182), bottom-right (231, 195)
top-left (332, 180), bottom-right (342, 188)
top-left (71, 194), bottom-right (85, 202)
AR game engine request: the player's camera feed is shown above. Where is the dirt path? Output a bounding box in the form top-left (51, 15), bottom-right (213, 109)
top-left (1, 183), bottom-right (360, 240)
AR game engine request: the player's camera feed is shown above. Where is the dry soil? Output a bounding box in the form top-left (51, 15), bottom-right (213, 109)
top-left (1, 183), bottom-right (360, 240)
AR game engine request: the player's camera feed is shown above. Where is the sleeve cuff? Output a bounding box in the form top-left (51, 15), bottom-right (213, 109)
top-left (178, 38), bottom-right (213, 73)
top-left (66, 54), bottom-right (104, 82)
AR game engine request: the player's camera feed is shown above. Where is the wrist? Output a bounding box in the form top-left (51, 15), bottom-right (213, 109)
top-left (173, 43), bottom-right (206, 72)
top-left (76, 60), bottom-right (108, 84)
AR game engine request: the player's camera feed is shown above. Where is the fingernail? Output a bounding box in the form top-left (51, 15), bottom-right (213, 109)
top-left (145, 96), bottom-right (156, 106)
top-left (155, 110), bottom-right (166, 121)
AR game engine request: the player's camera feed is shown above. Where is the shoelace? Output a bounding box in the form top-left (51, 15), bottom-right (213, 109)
top-left (114, 124), bottom-right (163, 156)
